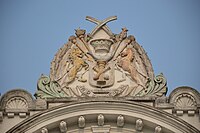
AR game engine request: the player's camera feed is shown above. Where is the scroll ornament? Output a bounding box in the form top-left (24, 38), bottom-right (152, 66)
top-left (136, 73), bottom-right (168, 97)
top-left (35, 74), bottom-right (66, 99)
top-left (35, 73), bottom-right (167, 98)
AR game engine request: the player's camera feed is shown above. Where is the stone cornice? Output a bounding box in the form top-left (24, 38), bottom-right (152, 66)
top-left (7, 100), bottom-right (199, 133)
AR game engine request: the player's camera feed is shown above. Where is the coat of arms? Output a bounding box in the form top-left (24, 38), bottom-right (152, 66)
top-left (36, 16), bottom-right (167, 98)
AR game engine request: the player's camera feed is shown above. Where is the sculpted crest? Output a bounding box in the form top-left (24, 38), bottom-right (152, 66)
top-left (35, 16), bottom-right (167, 98)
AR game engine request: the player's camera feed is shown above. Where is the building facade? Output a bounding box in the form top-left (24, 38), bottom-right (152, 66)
top-left (0, 16), bottom-right (199, 133)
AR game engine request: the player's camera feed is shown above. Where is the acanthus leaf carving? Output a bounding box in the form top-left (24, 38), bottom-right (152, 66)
top-left (136, 73), bottom-right (167, 97)
top-left (35, 74), bottom-right (67, 99)
top-left (35, 74), bottom-right (167, 98)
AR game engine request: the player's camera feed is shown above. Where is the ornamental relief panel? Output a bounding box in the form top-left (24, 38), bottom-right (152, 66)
top-left (35, 16), bottom-right (168, 99)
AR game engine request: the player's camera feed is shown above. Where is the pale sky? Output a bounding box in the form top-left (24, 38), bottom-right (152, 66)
top-left (0, 0), bottom-right (200, 96)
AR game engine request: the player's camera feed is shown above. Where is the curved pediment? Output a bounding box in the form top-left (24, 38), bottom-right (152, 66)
top-left (7, 100), bottom-right (199, 133)
top-left (35, 16), bottom-right (167, 99)
top-left (0, 17), bottom-right (199, 133)
top-left (0, 89), bottom-right (34, 112)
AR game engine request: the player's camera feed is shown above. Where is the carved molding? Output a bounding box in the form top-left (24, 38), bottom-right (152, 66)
top-left (6, 101), bottom-right (199, 133)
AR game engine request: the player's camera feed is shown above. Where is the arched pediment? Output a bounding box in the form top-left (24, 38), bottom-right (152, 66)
top-left (169, 86), bottom-right (200, 109)
top-left (0, 89), bottom-right (34, 112)
top-left (1, 17), bottom-right (199, 133)
top-left (7, 100), bottom-right (199, 133)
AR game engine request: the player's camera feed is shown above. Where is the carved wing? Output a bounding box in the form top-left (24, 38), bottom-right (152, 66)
top-left (50, 41), bottom-right (73, 81)
top-left (132, 42), bottom-right (154, 79)
top-left (130, 42), bottom-right (167, 97)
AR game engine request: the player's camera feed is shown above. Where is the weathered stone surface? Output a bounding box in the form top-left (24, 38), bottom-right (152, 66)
top-left (0, 89), bottom-right (34, 112)
top-left (0, 17), bottom-right (199, 133)
top-left (169, 86), bottom-right (200, 110)
top-left (35, 16), bottom-right (167, 99)
top-left (35, 75), bottom-right (66, 99)
top-left (3, 100), bottom-right (200, 133)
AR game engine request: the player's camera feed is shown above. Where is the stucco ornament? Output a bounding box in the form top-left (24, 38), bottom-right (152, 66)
top-left (35, 16), bottom-right (167, 99)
